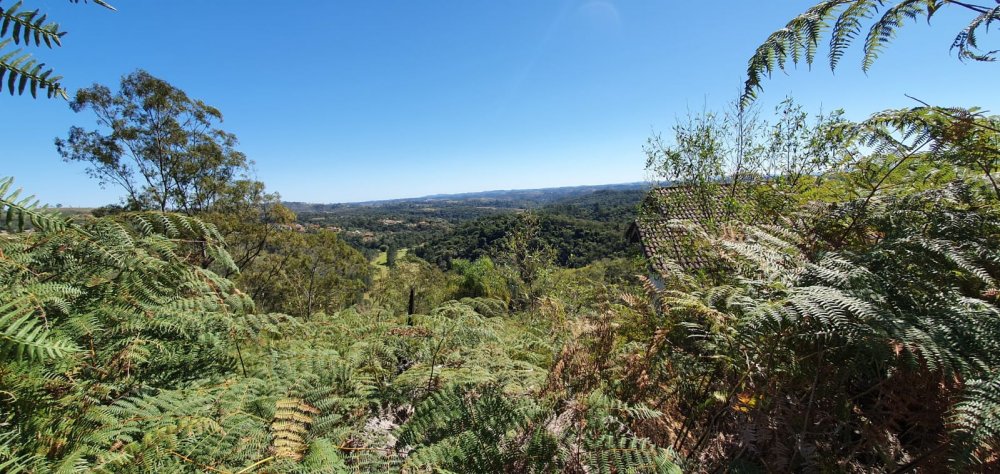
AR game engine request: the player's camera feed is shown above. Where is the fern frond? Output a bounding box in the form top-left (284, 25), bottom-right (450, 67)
top-left (950, 374), bottom-right (1000, 468)
top-left (830, 0), bottom-right (877, 70)
top-left (0, 177), bottom-right (68, 232)
top-left (271, 398), bottom-right (320, 461)
top-left (743, 0), bottom-right (994, 105)
top-left (952, 5), bottom-right (1000, 61)
top-left (399, 383), bottom-right (538, 472)
top-left (0, 295), bottom-right (78, 360)
top-left (0, 1), bottom-right (64, 48)
top-left (743, 0), bottom-right (851, 106)
top-left (583, 435), bottom-right (681, 474)
top-left (863, 0), bottom-right (928, 72)
top-left (0, 428), bottom-right (37, 473)
top-left (0, 38), bottom-right (63, 98)
top-left (0, 0), bottom-right (112, 100)
top-left (67, 0), bottom-right (116, 10)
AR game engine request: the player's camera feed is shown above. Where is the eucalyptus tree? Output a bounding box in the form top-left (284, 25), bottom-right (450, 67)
top-left (56, 70), bottom-right (260, 214)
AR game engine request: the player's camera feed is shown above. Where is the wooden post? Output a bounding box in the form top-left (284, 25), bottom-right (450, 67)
top-left (407, 287), bottom-right (415, 326)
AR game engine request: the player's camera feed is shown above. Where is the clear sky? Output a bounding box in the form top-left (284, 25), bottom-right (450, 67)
top-left (2, 1), bottom-right (996, 206)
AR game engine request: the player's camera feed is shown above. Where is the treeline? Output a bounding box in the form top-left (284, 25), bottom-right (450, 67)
top-left (296, 201), bottom-right (511, 254)
top-left (302, 188), bottom-right (645, 269)
top-left (413, 206), bottom-right (640, 269)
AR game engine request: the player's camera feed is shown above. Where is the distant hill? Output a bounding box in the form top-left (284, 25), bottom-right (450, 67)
top-left (283, 182), bottom-right (651, 212)
top-left (415, 182), bottom-right (650, 203)
top-left (287, 182), bottom-right (652, 268)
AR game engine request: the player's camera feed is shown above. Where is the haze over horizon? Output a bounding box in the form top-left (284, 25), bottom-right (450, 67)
top-left (288, 180), bottom-right (651, 206)
top-left (4, 1), bottom-right (998, 206)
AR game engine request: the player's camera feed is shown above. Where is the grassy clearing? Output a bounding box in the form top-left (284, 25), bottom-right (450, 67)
top-left (372, 248), bottom-right (409, 278)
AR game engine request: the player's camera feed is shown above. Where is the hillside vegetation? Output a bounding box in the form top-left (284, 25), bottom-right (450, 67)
top-left (291, 187), bottom-right (646, 267)
top-left (2, 1), bottom-right (999, 472)
top-left (5, 98), bottom-right (1000, 473)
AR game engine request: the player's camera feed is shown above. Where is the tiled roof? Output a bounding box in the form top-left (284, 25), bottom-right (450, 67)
top-left (628, 186), bottom-right (736, 274)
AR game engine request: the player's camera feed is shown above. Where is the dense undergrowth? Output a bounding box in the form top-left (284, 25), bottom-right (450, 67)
top-left (3, 118), bottom-right (1000, 471)
top-left (0, 182), bottom-right (682, 472)
top-left (2, 1), bottom-right (999, 470)
top-left (2, 91), bottom-right (1000, 472)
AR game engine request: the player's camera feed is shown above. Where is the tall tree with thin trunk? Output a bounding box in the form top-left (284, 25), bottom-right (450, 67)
top-left (56, 70), bottom-right (257, 214)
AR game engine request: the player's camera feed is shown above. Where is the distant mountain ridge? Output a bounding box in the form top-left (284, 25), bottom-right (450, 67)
top-left (416, 182), bottom-right (649, 202)
top-left (286, 181), bottom-right (650, 269)
top-left (284, 182), bottom-right (652, 211)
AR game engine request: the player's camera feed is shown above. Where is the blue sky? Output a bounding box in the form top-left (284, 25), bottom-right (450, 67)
top-left (2, 1), bottom-right (997, 205)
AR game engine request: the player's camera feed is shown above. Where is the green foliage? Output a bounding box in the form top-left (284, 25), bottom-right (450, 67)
top-left (743, 0), bottom-right (999, 105)
top-left (238, 228), bottom-right (371, 317)
top-left (613, 93), bottom-right (1000, 470)
top-left (645, 96), bottom-right (853, 223)
top-left (0, 428), bottom-right (36, 473)
top-left (0, 292), bottom-right (79, 361)
top-left (0, 176), bottom-right (255, 470)
top-left (0, 274), bottom-right (559, 473)
top-left (646, 106), bottom-right (731, 192)
top-left (385, 242), bottom-right (397, 268)
top-left (452, 257), bottom-right (511, 302)
top-left (951, 374), bottom-right (1000, 468)
top-left (399, 383), bottom-right (535, 472)
top-left (416, 208), bottom-right (640, 270)
top-left (298, 187), bottom-right (643, 269)
top-left (206, 200), bottom-right (296, 276)
top-left (366, 252), bottom-right (457, 315)
top-left (12, 117), bottom-right (999, 471)
top-left (5, 6), bottom-right (999, 468)
top-left (0, 175), bottom-right (66, 232)
top-left (631, 110), bottom-right (1000, 469)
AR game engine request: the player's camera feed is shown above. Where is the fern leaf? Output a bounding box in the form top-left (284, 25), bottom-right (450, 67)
top-left (830, 0), bottom-right (877, 70)
top-left (743, 0), bottom-right (994, 104)
top-left (950, 375), bottom-right (1000, 468)
top-left (0, 296), bottom-right (78, 361)
top-left (0, 429), bottom-right (37, 473)
top-left (952, 6), bottom-right (1000, 61)
top-left (0, 38), bottom-right (63, 98)
top-left (0, 177), bottom-right (68, 232)
top-left (271, 398), bottom-right (320, 461)
top-left (863, 0), bottom-right (927, 72)
top-left (0, 2), bottom-right (65, 48)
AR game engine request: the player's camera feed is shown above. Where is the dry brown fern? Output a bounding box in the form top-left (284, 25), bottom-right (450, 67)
top-left (270, 398), bottom-right (321, 461)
